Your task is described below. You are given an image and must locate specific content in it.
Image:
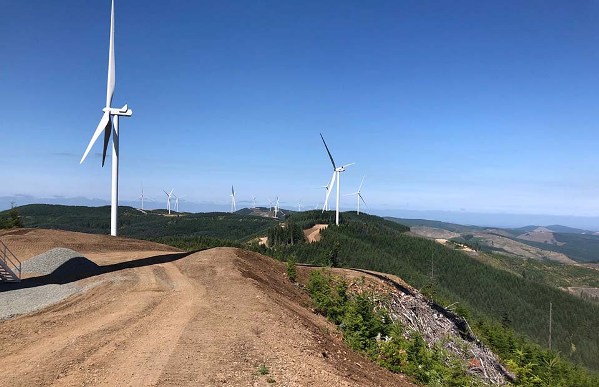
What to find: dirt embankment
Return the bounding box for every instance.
[304,223,328,242]
[0,230,413,386]
[0,228,180,262]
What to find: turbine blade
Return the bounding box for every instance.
[106,0,115,108]
[101,116,112,167]
[359,194,367,206]
[80,112,110,164]
[320,133,336,169]
[342,162,355,168]
[323,172,336,209]
[358,175,366,191]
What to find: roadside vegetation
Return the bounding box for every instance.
[253,211,599,380]
[307,269,598,386]
[307,270,479,386]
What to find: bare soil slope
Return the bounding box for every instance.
[303,223,328,243]
[0,228,179,262]
[0,231,412,386]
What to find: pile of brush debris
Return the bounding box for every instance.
[349,269,515,385]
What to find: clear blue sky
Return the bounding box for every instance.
[2,0,599,220]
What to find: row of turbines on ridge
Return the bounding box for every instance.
[80,0,366,236]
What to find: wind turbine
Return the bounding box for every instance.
[252,196,257,209]
[274,196,280,217]
[320,133,354,226]
[174,194,185,213]
[268,198,273,213]
[164,189,174,215]
[346,175,367,215]
[138,185,149,211]
[230,186,237,213]
[298,200,302,212]
[80,0,132,237]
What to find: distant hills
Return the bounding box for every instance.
[387,217,599,264]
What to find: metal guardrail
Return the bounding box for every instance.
[0,240,21,281]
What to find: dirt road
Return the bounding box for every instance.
[0,241,412,386]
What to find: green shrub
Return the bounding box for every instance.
[286,256,297,282]
[306,270,478,385]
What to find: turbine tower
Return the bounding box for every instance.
[164,189,174,215]
[274,196,280,217]
[80,0,133,236]
[139,185,147,210]
[230,186,237,213]
[252,196,257,209]
[346,175,367,215]
[320,133,353,226]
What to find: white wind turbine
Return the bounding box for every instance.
[320,133,354,226]
[80,0,132,237]
[174,194,185,213]
[252,196,257,209]
[138,185,150,211]
[164,189,174,215]
[346,175,367,215]
[230,186,237,213]
[274,196,280,217]
[298,200,302,212]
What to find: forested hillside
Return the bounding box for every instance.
[387,217,599,263]
[2,204,276,242]
[257,211,599,375]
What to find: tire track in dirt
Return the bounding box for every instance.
[0,246,413,386]
[0,253,196,386]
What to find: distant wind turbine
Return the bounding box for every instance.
[80,0,133,236]
[252,196,257,209]
[164,189,174,215]
[320,133,354,226]
[274,196,280,217]
[230,186,237,213]
[139,185,149,211]
[346,175,367,215]
[174,194,185,213]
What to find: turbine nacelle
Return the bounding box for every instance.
[335,163,354,173]
[320,133,355,225]
[102,104,132,116]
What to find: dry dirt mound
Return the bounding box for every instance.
[0,244,413,386]
[0,228,179,262]
[304,223,328,242]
